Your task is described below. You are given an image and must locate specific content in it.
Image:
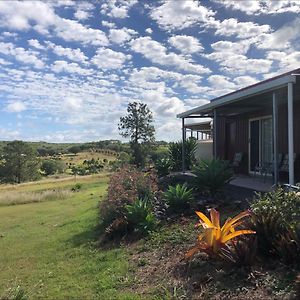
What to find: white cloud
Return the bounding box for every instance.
[0,42,44,69]
[169,35,203,54]
[266,51,300,72]
[51,60,93,75]
[74,10,90,20]
[109,27,137,44]
[0,2,108,46]
[130,36,210,74]
[101,20,116,28]
[92,48,131,70]
[145,28,153,34]
[256,17,300,50]
[211,40,250,55]
[46,41,88,63]
[6,101,27,113]
[215,18,271,39]
[150,0,215,31]
[214,0,300,15]
[63,98,82,111]
[28,39,45,50]
[100,0,137,18]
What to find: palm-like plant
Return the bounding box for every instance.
[193,159,233,196]
[163,184,194,212]
[168,139,197,171]
[186,209,255,258]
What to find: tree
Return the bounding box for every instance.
[0,140,40,183]
[41,160,66,176]
[118,102,155,167]
[68,145,81,155]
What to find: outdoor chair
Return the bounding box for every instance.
[254,153,283,182]
[279,153,297,182]
[229,152,243,173]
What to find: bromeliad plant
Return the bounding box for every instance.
[186,208,255,258]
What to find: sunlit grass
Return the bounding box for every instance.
[0,175,139,300]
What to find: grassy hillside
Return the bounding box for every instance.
[0,175,139,300]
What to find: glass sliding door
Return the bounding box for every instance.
[249,117,273,173]
[261,118,273,167]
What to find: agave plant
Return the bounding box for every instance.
[193,159,234,196]
[163,183,194,212]
[186,208,255,258]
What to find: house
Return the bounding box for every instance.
[177,68,300,186]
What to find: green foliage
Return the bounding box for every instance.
[273,225,300,265]
[251,188,300,263]
[163,184,194,212]
[41,159,66,175]
[168,139,197,171]
[82,158,103,174]
[220,236,257,267]
[0,140,40,183]
[155,158,171,177]
[68,145,81,155]
[193,159,233,196]
[126,198,156,234]
[118,102,155,167]
[251,188,300,228]
[99,166,158,237]
[71,183,82,192]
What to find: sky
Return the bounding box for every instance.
[0,0,300,143]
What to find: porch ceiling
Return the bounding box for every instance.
[177,71,299,119]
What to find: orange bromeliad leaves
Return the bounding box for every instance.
[186,208,255,258]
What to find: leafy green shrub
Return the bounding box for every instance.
[163,184,194,212]
[193,159,233,196]
[41,159,66,175]
[71,183,82,192]
[126,198,156,234]
[251,188,300,228]
[155,158,171,177]
[99,166,158,237]
[251,188,300,263]
[168,139,197,171]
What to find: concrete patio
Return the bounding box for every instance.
[230,175,273,192]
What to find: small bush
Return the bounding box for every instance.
[126,198,156,234]
[193,159,233,196]
[251,188,300,263]
[220,235,257,267]
[41,159,66,175]
[168,139,197,171]
[99,166,158,237]
[155,158,171,177]
[163,184,194,212]
[71,183,82,192]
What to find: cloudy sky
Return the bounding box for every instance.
[0,0,300,142]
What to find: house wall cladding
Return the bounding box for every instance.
[215,94,300,176]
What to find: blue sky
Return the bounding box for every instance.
[0,0,300,142]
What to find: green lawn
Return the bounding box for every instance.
[0,176,139,300]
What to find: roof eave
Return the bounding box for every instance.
[177,74,296,119]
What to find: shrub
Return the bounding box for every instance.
[155,158,171,177]
[126,198,156,234]
[220,235,257,267]
[168,139,197,171]
[193,159,233,196]
[163,184,194,212]
[99,166,158,237]
[251,188,300,263]
[41,159,66,175]
[71,183,82,192]
[251,188,300,228]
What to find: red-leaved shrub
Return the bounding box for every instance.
[100,166,158,237]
